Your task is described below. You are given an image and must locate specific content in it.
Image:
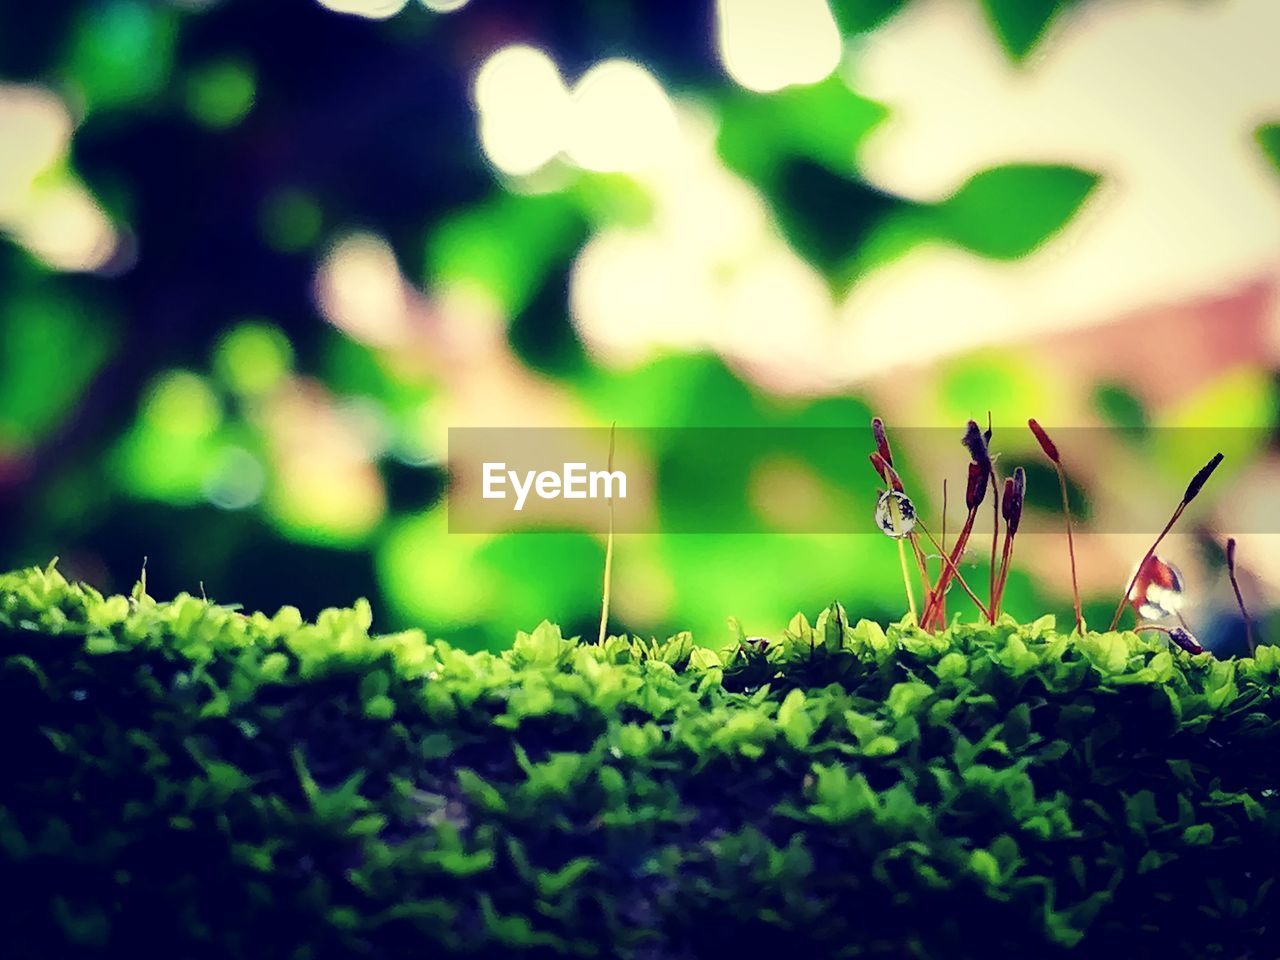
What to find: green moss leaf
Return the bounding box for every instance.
[4,565,1280,958]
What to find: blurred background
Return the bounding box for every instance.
[1,0,1278,649]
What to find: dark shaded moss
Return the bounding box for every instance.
[3,564,1280,959]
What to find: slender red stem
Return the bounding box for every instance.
[1109,505,1183,631]
[992,533,1015,618]
[916,518,989,622]
[1227,538,1256,655]
[1053,465,1084,634]
[1111,451,1224,632]
[921,509,977,629]
[989,468,1000,623]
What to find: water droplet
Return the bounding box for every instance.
[875,490,917,539]
[1127,554,1186,620]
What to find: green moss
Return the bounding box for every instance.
[3,562,1280,958]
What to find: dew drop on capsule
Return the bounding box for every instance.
[1127,554,1186,620]
[875,490,917,539]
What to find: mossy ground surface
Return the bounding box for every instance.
[3,563,1280,959]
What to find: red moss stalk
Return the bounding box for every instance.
[1109,452,1224,631]
[985,415,999,626]
[1226,537,1256,655]
[1029,419,1083,634]
[914,516,990,623]
[920,426,991,629]
[990,467,1025,620]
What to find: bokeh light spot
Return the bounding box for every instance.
[473,45,571,177]
[213,322,293,396]
[9,178,118,273]
[315,233,410,347]
[716,0,843,93]
[66,0,176,108]
[185,60,256,129]
[379,510,492,629]
[260,188,323,252]
[143,371,222,438]
[203,446,266,510]
[936,353,1049,424]
[315,0,408,20]
[566,60,679,173]
[0,86,72,214]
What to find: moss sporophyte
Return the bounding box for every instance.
[868,417,1239,653]
[5,563,1280,958]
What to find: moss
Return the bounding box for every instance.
[3,562,1280,958]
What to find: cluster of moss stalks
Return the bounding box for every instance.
[3,563,1280,959]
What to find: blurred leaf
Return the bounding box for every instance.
[379,510,494,636]
[113,429,221,505]
[569,174,655,229]
[993,567,1056,624]
[1160,369,1278,429]
[1150,369,1276,497]
[1092,383,1149,436]
[839,208,933,282]
[1008,459,1090,523]
[319,335,439,433]
[426,193,587,318]
[829,0,909,33]
[771,159,902,274]
[185,60,256,129]
[842,165,1098,279]
[661,533,900,646]
[64,0,176,110]
[935,164,1099,259]
[260,190,324,253]
[478,533,603,639]
[576,354,762,430]
[213,322,292,396]
[0,293,115,444]
[981,0,1076,62]
[658,430,760,533]
[718,76,889,186]
[1257,122,1280,173]
[379,511,601,648]
[936,353,1053,423]
[508,263,588,377]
